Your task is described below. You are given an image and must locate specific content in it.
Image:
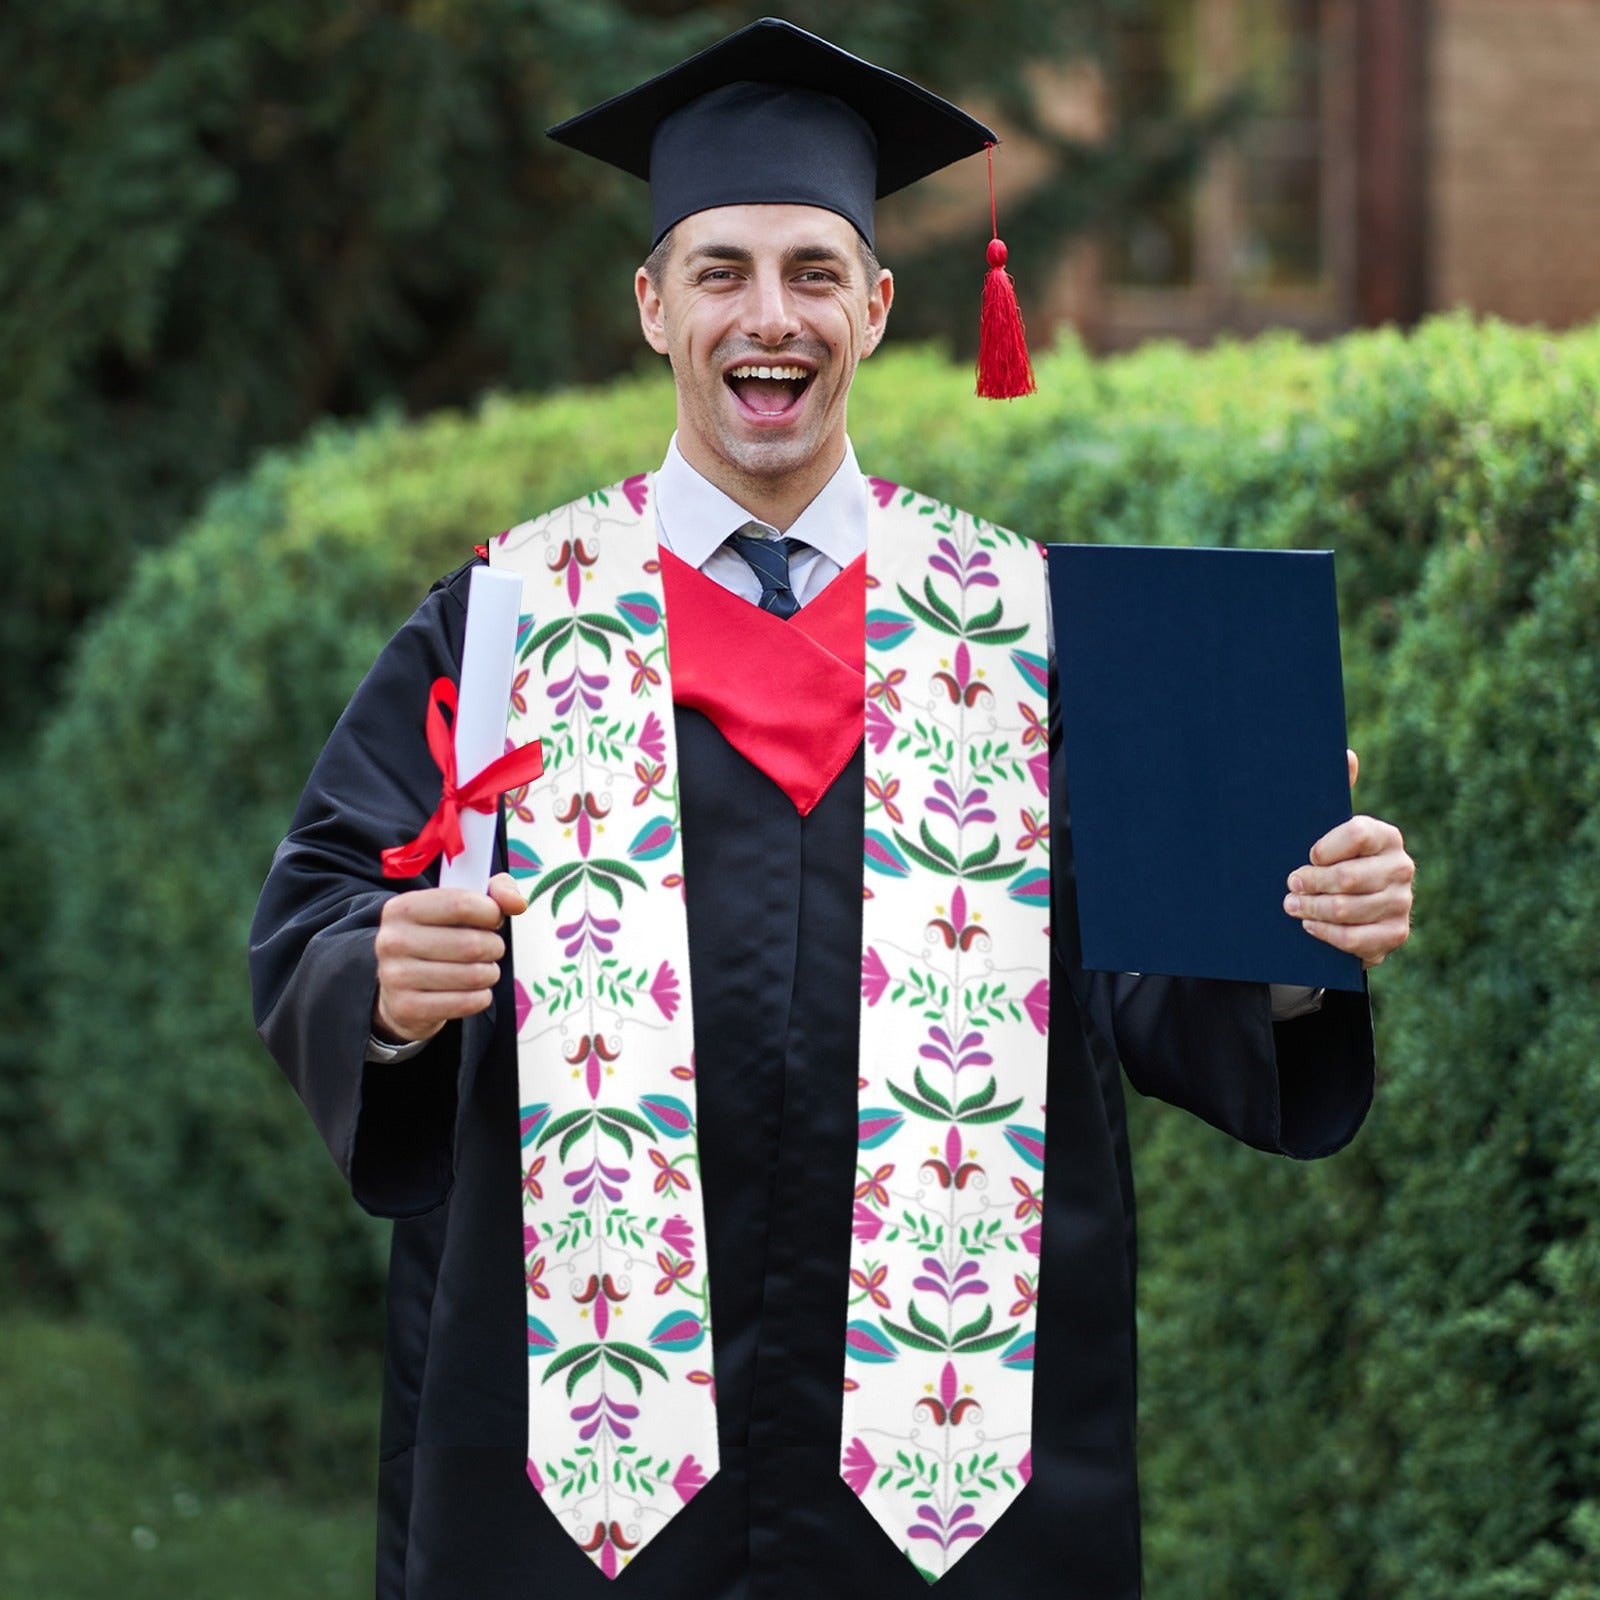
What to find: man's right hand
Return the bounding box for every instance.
[372,872,529,1045]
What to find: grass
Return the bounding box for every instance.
[0,1315,372,1598]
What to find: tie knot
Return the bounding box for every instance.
[726,525,808,619]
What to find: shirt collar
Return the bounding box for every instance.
[654,434,867,571]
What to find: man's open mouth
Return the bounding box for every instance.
[725,363,813,416]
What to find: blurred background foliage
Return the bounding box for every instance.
[5,1,1600,1594]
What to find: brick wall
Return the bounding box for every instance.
[1431,0,1600,327]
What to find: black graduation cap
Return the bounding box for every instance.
[546,16,999,249]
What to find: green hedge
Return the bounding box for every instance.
[35,317,1600,1599]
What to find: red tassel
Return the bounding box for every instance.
[976,145,1035,400]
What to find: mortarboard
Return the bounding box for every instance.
[546,16,999,250]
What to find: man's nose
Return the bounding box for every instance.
[745,271,801,346]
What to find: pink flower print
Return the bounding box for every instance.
[522,1222,540,1255]
[654,1250,692,1295]
[1011,1176,1043,1221]
[1017,807,1048,851]
[580,1521,637,1579]
[525,1254,549,1301]
[1024,979,1050,1036]
[861,946,891,1007]
[865,772,903,824]
[627,648,661,695]
[1019,1448,1033,1484]
[865,699,896,754]
[522,1156,545,1203]
[926,886,988,953]
[852,1201,884,1244]
[849,1262,891,1310]
[1009,1271,1038,1318]
[671,1454,709,1505]
[867,666,905,712]
[622,473,650,516]
[659,1215,696,1260]
[854,1163,894,1209]
[526,1457,545,1493]
[649,960,681,1020]
[650,1148,691,1196]
[1019,699,1047,748]
[1021,1222,1042,1256]
[841,1437,877,1496]
[868,476,899,507]
[1029,749,1050,796]
[509,667,530,717]
[514,979,533,1033]
[633,758,666,805]
[914,1359,981,1427]
[638,711,666,764]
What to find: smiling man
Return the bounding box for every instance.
[250,18,1414,1600]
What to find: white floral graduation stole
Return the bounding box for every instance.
[844,479,1049,1578]
[492,474,1049,1582]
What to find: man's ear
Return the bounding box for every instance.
[862,268,894,358]
[637,267,670,356]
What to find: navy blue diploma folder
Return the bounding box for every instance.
[1048,544,1364,993]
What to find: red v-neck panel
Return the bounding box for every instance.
[659,550,866,816]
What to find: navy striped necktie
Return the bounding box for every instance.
[726,525,808,619]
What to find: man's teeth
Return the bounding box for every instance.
[727,365,809,381]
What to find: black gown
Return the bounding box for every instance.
[250,557,1374,1600]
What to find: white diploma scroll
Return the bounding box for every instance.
[439,565,525,893]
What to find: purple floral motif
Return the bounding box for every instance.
[929,538,1000,591]
[842,1437,877,1495]
[550,664,608,716]
[912,1256,987,1304]
[571,1391,639,1442]
[907,1504,986,1549]
[922,1125,982,1190]
[580,1521,637,1580]
[868,476,900,507]
[914,1359,980,1426]
[865,699,896,753]
[556,909,620,958]
[672,1454,709,1505]
[1029,749,1050,796]
[925,775,996,829]
[918,1024,993,1076]
[547,536,598,608]
[1021,1222,1042,1256]
[565,1156,629,1206]
[621,473,650,516]
[862,946,890,1006]
[514,980,534,1033]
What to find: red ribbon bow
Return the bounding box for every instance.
[381,677,545,879]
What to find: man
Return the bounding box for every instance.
[250,20,1414,1599]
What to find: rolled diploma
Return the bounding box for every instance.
[439,565,525,892]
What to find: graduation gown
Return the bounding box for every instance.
[250,556,1374,1600]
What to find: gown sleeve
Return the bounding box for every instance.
[248,561,499,1216]
[1047,671,1375,1161]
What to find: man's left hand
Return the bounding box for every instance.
[1284,750,1415,969]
